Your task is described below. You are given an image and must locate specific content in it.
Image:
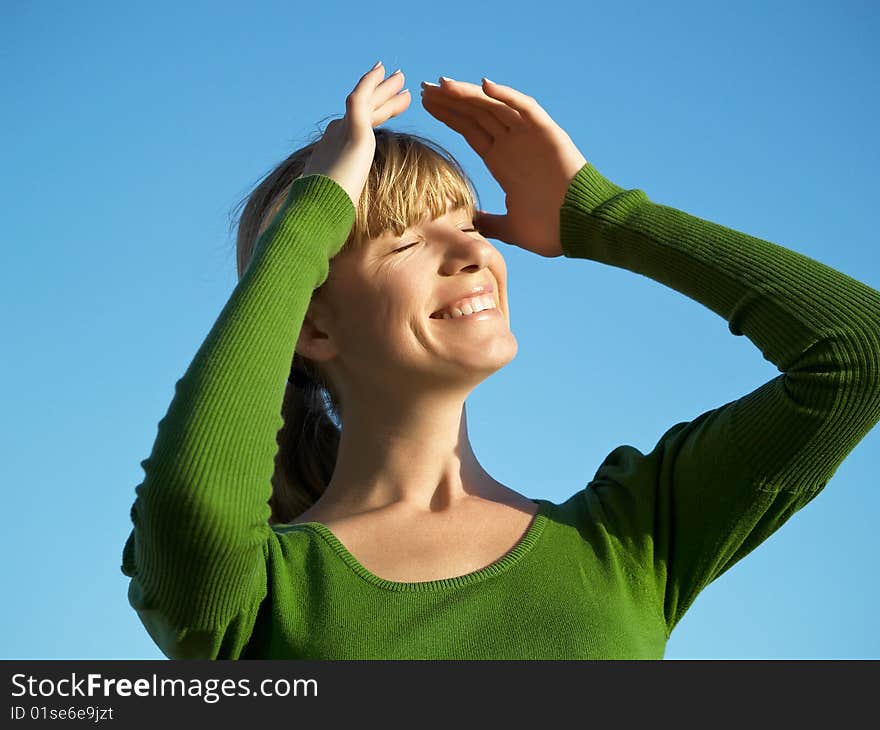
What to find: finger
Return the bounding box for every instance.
[353,61,386,92]
[473,209,512,243]
[421,105,493,159]
[374,69,406,106]
[346,62,388,126]
[479,78,550,127]
[372,88,411,126]
[420,92,493,156]
[421,89,507,140]
[421,84,510,139]
[428,78,523,131]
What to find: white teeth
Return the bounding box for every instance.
[437,295,497,319]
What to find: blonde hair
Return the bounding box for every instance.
[229,125,481,524]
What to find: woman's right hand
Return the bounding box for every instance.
[302,61,410,208]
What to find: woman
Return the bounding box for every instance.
[121,62,880,659]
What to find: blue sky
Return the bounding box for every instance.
[2,0,877,660]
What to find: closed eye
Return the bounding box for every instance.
[392,228,478,254]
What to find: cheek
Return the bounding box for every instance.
[490,258,508,301]
[364,291,427,350]
[336,290,403,346]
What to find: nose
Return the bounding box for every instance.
[440,231,494,275]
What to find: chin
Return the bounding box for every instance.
[468,333,519,375]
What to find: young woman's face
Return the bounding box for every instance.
[310,201,518,396]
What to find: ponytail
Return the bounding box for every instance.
[269,355,341,524]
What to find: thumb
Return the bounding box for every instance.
[473,210,511,244]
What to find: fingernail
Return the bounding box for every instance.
[390,68,402,76]
[439,75,454,84]
[372,60,382,69]
[482,77,494,84]
[421,81,440,88]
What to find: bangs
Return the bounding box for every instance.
[345,130,480,252]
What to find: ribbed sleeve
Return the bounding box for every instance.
[120,174,355,658]
[119,160,879,659]
[560,161,880,636]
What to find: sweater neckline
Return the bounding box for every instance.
[292,498,551,592]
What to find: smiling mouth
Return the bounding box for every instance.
[431,307,502,321]
[430,292,499,319]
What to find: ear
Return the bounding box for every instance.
[294,301,338,364]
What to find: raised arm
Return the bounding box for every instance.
[121,61,409,659]
[120,174,355,658]
[420,77,880,637]
[561,160,880,494]
[559,160,880,635]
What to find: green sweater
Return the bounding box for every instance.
[121,163,880,659]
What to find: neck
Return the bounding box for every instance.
[319,391,505,516]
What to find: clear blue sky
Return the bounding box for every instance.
[2,0,877,660]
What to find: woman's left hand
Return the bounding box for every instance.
[420,76,587,258]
